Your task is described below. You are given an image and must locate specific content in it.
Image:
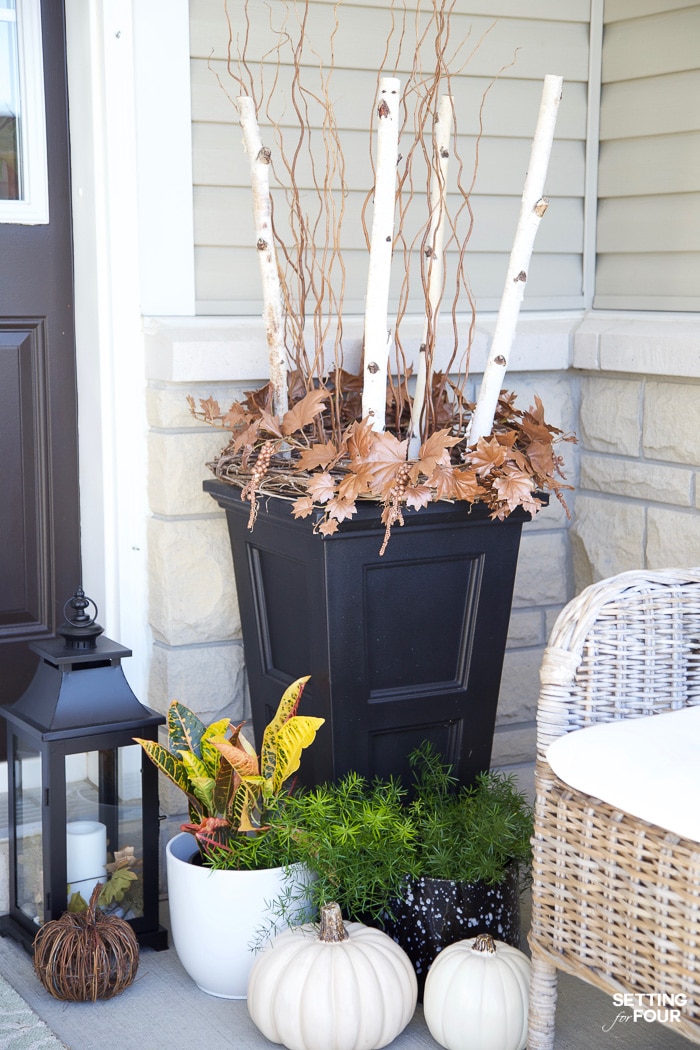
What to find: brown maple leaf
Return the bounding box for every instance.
[258,409,284,438]
[232,420,262,454]
[427,461,456,499]
[297,440,339,471]
[333,368,364,392]
[493,469,536,511]
[244,382,274,415]
[326,497,357,523]
[105,846,140,874]
[317,518,340,537]
[418,429,461,475]
[195,396,222,424]
[346,418,376,463]
[470,436,507,475]
[365,431,409,489]
[282,389,329,436]
[338,466,373,501]
[306,472,337,503]
[405,485,433,511]
[494,429,519,449]
[292,496,315,519]
[450,468,486,503]
[524,439,554,477]
[221,401,249,430]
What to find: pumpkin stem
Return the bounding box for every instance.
[472,933,497,954]
[87,883,103,923]
[318,902,349,942]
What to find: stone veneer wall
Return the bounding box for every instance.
[145,316,578,818]
[571,316,700,588]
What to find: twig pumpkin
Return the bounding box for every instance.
[33,885,139,1001]
[247,901,417,1050]
[423,933,531,1050]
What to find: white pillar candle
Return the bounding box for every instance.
[66,820,107,901]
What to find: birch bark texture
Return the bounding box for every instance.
[468,74,563,444]
[407,93,454,458]
[361,77,401,430]
[237,95,289,419]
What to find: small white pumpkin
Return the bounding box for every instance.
[247,901,418,1050]
[423,933,531,1050]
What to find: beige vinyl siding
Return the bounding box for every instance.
[190,1,590,316]
[595,2,700,310]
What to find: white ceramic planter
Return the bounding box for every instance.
[166,832,311,998]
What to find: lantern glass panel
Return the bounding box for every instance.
[65,744,144,920]
[14,740,44,926]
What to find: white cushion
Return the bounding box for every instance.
[546,705,700,842]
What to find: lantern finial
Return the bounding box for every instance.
[58,588,103,650]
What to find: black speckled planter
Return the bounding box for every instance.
[382,864,521,999]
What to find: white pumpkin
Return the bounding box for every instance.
[247,901,418,1050]
[423,933,531,1050]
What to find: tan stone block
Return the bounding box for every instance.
[579,377,642,456]
[507,609,545,648]
[490,723,536,769]
[497,647,544,724]
[149,641,249,725]
[644,380,700,465]
[157,774,190,819]
[545,606,567,642]
[148,517,240,645]
[513,531,568,608]
[647,508,700,569]
[508,373,577,434]
[570,495,645,590]
[149,431,228,516]
[147,382,247,429]
[580,454,692,505]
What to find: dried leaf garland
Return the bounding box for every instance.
[192,382,575,550]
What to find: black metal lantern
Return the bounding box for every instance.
[0,589,168,951]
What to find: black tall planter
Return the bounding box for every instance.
[205,479,531,787]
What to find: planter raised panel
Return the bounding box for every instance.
[206,480,531,787]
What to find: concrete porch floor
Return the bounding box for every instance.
[0,892,693,1050]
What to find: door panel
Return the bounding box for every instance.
[0,0,81,740]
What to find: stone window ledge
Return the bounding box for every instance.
[143,313,578,384]
[573,312,700,379]
[145,310,700,386]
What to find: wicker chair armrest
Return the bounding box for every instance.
[535,566,700,757]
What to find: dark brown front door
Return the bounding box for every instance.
[0,0,81,744]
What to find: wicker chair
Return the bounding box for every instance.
[527,567,700,1049]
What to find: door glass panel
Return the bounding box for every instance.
[0,0,48,223]
[0,1,20,200]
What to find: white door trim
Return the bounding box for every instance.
[64,0,194,699]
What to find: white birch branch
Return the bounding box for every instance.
[237,94,288,420]
[407,94,453,459]
[361,77,401,431]
[468,74,563,443]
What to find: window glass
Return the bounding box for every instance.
[0,0,48,222]
[0,2,20,200]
